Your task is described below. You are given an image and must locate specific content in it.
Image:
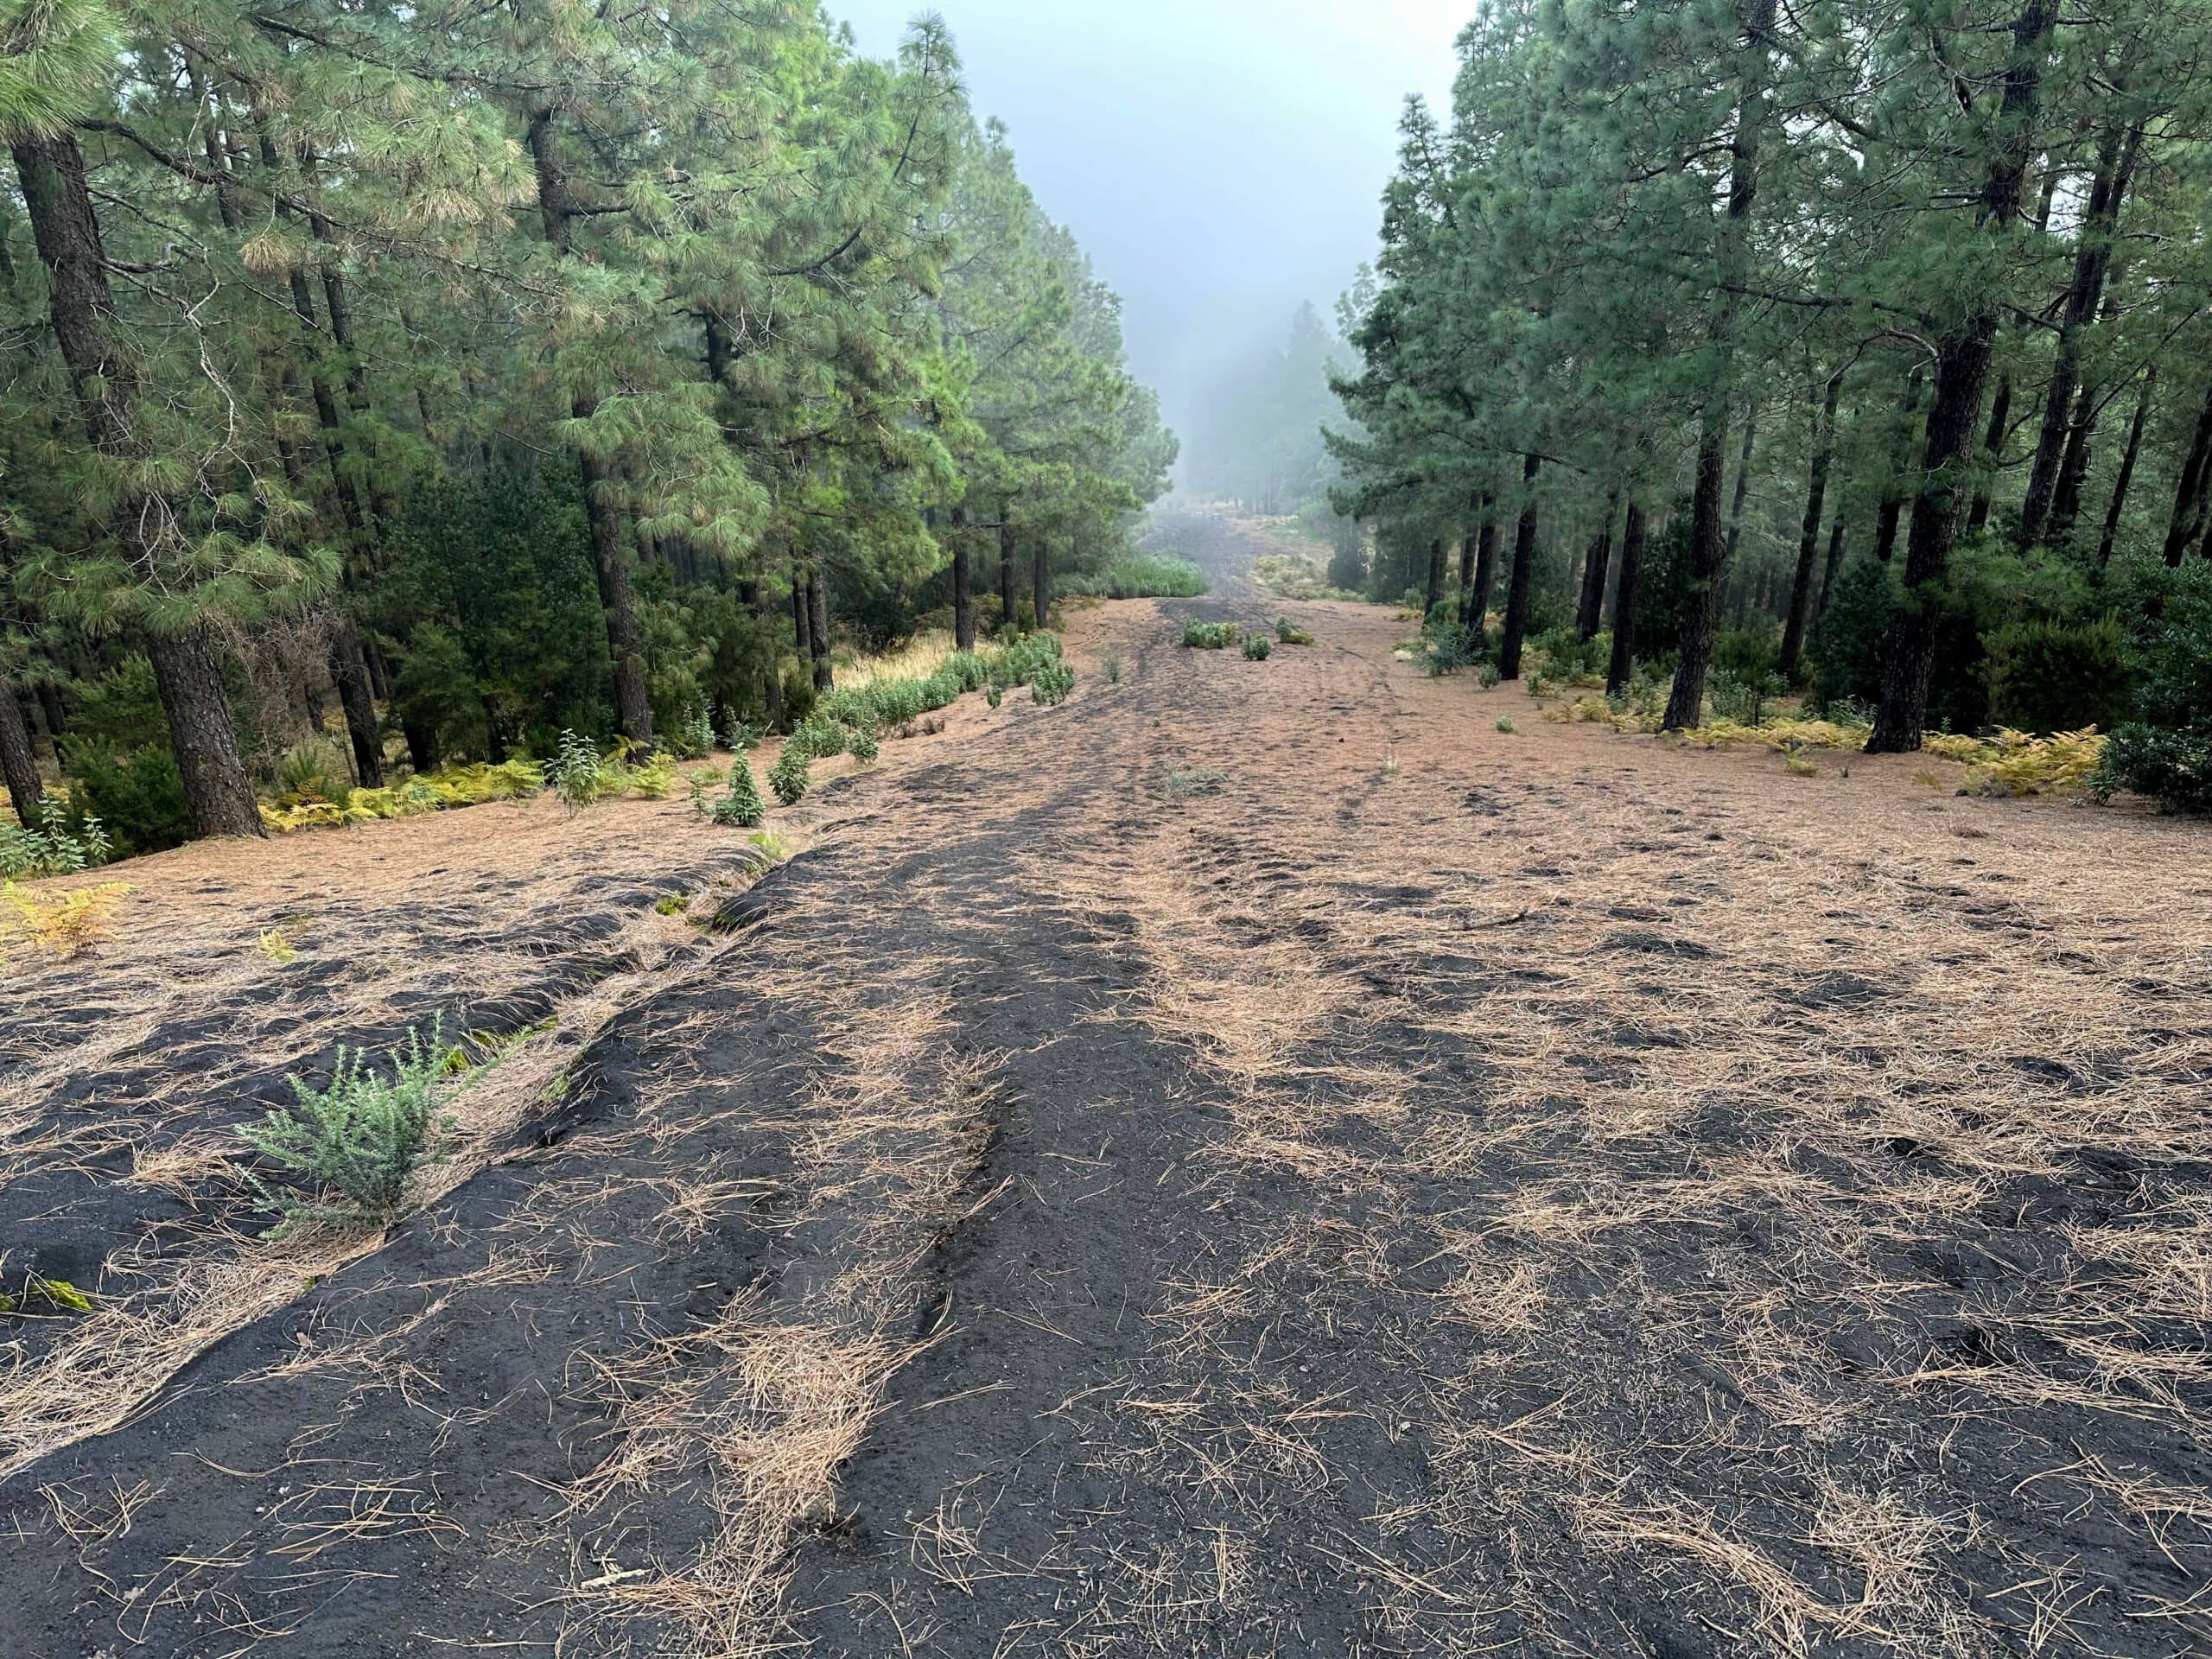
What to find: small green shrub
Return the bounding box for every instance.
[769,743,810,806]
[1242,636,1272,661]
[1478,662,1503,689]
[848,720,881,763]
[1180,619,1237,650]
[239,1020,456,1230]
[547,730,605,809]
[1102,648,1125,683]
[0,804,110,880]
[1031,661,1076,704]
[1274,619,1315,646]
[1497,716,1518,734]
[669,708,716,761]
[1418,620,1481,677]
[1709,671,1787,727]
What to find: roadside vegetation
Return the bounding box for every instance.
[0,6,1172,868]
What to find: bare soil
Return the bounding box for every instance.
[4,507,2210,1658]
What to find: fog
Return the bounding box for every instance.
[828,2,1465,454]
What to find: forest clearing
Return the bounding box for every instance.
[8,0,2212,1654]
[4,510,2209,1658]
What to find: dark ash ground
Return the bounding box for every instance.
[5,510,2210,1658]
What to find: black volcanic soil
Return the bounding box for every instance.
[5,509,2211,1659]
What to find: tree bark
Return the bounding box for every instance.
[1455,533,1475,621]
[1033,538,1050,632]
[327,615,385,786]
[11,130,262,838]
[1874,367,1927,563]
[2096,366,2154,567]
[1815,518,1848,627]
[1423,538,1446,618]
[2161,383,2212,565]
[1966,377,2012,534]
[1723,412,1758,567]
[1605,499,1647,697]
[1576,493,1617,641]
[1781,367,1844,680]
[1662,0,1776,731]
[791,570,813,670]
[2018,120,2139,550]
[1463,499,1498,632]
[1869,0,2059,754]
[809,565,833,690]
[35,682,66,747]
[1498,454,1542,681]
[999,521,1019,628]
[951,507,976,652]
[0,672,42,824]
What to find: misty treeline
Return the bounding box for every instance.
[0,1,1173,853]
[1329,0,2212,796]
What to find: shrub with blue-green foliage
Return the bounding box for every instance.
[239,1020,457,1230]
[769,742,811,806]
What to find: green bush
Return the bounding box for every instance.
[793,714,847,760]
[1180,619,1237,649]
[715,758,767,826]
[1987,613,2133,734]
[1030,661,1076,704]
[1058,556,1208,599]
[769,742,810,806]
[1274,619,1315,646]
[58,658,192,857]
[1419,620,1482,677]
[239,1020,455,1230]
[1532,625,1606,683]
[1242,636,1272,662]
[2094,563,2212,812]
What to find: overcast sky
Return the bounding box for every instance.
[827,1,1468,440]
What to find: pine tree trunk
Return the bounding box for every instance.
[1455,534,1475,619]
[1000,523,1019,628]
[403,717,440,773]
[1498,454,1542,681]
[1781,369,1844,680]
[1662,0,1775,731]
[1869,0,2058,755]
[2096,366,2154,567]
[1873,368,1927,563]
[328,614,385,787]
[1576,493,1617,641]
[149,627,264,839]
[1423,539,1446,618]
[1723,413,1758,566]
[35,683,66,747]
[1967,377,2012,534]
[0,673,43,824]
[1605,499,1647,697]
[1464,504,1498,632]
[809,567,833,690]
[579,446,656,742]
[1033,540,1050,632]
[12,130,264,838]
[1815,518,1848,627]
[2018,121,2138,550]
[1663,411,1732,730]
[2161,384,2212,565]
[791,570,813,670]
[951,507,976,652]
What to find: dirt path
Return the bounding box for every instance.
[6,508,2212,1658]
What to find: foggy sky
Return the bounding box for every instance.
[828,1,1467,445]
